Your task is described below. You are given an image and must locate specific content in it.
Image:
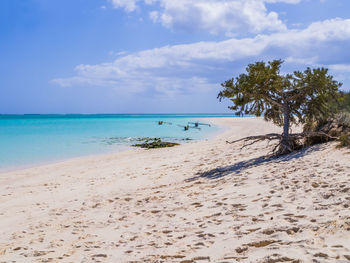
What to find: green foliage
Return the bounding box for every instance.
[336,112,350,148]
[338,134,350,148]
[132,138,179,149]
[303,112,350,147]
[218,60,342,128]
[336,92,350,113]
[316,91,350,118]
[337,111,350,126]
[303,91,350,132]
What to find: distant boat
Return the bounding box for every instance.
[188,121,211,127]
[177,124,200,131]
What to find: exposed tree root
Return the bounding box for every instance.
[226,132,338,156]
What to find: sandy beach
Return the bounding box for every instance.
[0,117,349,263]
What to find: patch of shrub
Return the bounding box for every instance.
[338,134,350,148]
[303,112,350,147]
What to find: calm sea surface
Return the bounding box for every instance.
[0,114,236,171]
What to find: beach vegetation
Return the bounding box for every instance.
[335,91,350,113]
[303,112,350,147]
[218,60,343,155]
[338,133,350,148]
[303,96,350,148]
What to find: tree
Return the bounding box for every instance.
[218,60,342,155]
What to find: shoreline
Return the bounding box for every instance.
[0,144,134,174]
[0,117,230,175]
[1,117,349,262]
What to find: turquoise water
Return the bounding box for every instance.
[0,114,234,170]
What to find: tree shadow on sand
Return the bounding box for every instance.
[188,144,324,181]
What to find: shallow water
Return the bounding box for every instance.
[0,114,236,170]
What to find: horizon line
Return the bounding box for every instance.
[0,113,238,116]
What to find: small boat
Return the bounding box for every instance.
[188,122,211,127]
[177,124,200,131]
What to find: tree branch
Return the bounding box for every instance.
[243,92,283,108]
[262,95,283,108]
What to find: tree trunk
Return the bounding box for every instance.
[282,102,290,140]
[276,100,296,156]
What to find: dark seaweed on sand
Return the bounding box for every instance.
[132,138,179,149]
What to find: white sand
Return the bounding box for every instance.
[0,117,349,263]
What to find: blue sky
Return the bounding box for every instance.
[1,0,350,114]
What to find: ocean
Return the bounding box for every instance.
[0,114,235,171]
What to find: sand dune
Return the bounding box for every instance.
[0,118,349,262]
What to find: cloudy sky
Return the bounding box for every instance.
[1,0,350,113]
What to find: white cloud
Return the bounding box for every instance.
[110,0,303,35]
[265,0,301,3]
[327,64,350,91]
[285,56,319,65]
[109,0,139,12]
[53,19,350,95]
[328,64,350,72]
[150,0,286,36]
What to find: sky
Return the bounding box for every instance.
[1,0,350,114]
